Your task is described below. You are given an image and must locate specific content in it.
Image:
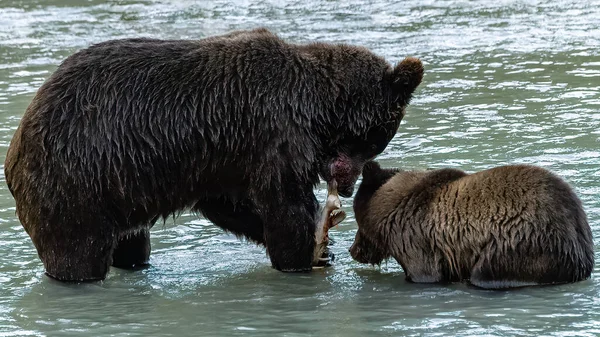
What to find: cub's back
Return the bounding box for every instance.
[451,165,575,217]
[442,165,588,239]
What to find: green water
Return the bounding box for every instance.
[1,1,599,336]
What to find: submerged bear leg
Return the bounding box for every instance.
[195,198,265,245]
[32,213,118,282]
[112,228,151,269]
[469,257,539,290]
[468,240,556,289]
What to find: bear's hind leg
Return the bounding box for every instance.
[34,213,118,282]
[112,228,151,269]
[469,241,546,289]
[469,257,539,290]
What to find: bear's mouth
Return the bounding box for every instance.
[313,180,346,268]
[349,234,385,266]
[337,184,355,198]
[349,240,371,264]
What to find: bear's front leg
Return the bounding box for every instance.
[260,187,323,272]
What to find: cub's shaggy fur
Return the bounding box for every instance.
[5,28,423,281]
[350,162,594,289]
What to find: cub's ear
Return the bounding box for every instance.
[362,161,401,186]
[362,161,383,182]
[386,57,424,104]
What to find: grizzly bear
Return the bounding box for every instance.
[4,28,424,281]
[350,161,594,289]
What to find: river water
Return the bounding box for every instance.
[0,0,599,336]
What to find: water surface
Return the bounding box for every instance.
[1,1,599,336]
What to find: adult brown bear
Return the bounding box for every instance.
[350,162,594,289]
[4,28,424,281]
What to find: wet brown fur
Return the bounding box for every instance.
[351,162,594,289]
[4,29,423,281]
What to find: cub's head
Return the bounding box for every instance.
[350,161,400,265]
[319,55,423,197]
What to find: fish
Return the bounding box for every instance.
[313,180,346,268]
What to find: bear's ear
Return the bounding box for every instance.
[362,161,383,183]
[386,57,424,104]
[362,161,401,186]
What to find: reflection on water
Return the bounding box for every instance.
[1,0,600,336]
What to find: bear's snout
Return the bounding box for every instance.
[349,239,367,264]
[330,156,361,197]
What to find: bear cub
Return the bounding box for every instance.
[350,161,594,289]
